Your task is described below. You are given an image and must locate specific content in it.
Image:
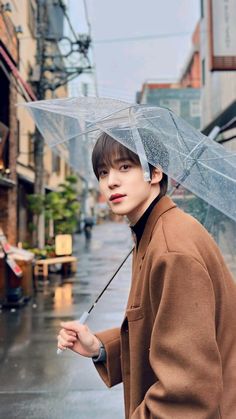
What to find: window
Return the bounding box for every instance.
[200,0,204,18]
[28,132,34,167]
[17,120,20,157]
[190,100,201,117]
[159,99,181,116]
[28,0,36,37]
[201,58,205,86]
[52,153,61,175]
[65,163,71,177]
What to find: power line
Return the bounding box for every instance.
[83,0,91,37]
[58,0,78,42]
[94,30,193,44]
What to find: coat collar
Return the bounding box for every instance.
[130,194,162,249]
[133,195,176,261]
[128,195,177,308]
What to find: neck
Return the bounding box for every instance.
[128,190,160,225]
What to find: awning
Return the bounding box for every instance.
[0,46,37,101]
[202,100,236,136]
[0,177,16,188]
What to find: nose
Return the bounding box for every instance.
[107,168,120,189]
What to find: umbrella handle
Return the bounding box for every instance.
[57,311,90,355]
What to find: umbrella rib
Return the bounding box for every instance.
[129,107,151,181]
[137,111,208,186]
[199,152,236,162]
[198,161,236,183]
[85,105,132,128]
[169,113,210,188]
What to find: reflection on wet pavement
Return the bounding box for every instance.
[0,221,132,419]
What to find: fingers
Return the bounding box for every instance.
[60,322,91,340]
[60,320,82,333]
[60,329,77,341]
[58,322,98,356]
[57,334,73,350]
[57,328,78,350]
[57,337,69,351]
[64,330,77,338]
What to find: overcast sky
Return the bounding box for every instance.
[68,0,200,102]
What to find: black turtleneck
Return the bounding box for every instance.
[130,194,162,249]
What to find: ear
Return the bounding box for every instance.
[150,168,163,185]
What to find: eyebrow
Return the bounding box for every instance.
[113,157,132,164]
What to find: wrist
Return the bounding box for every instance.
[92,341,106,363]
[91,338,102,357]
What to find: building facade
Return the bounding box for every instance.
[179,23,201,89]
[200,0,236,141]
[0,1,79,246]
[139,83,201,129]
[0,1,19,244]
[138,22,201,129]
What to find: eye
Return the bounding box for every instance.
[99,168,108,178]
[120,164,131,171]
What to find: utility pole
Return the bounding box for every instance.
[32,0,92,248]
[34,0,47,248]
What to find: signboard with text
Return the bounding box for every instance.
[209,0,236,70]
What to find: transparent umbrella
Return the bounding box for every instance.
[20,96,236,223]
[20,96,236,353]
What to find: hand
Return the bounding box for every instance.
[57,320,101,358]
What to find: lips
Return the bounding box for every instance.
[109,194,126,201]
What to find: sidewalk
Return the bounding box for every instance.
[0,221,133,419]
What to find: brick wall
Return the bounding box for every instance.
[8,74,18,244]
[0,14,18,245]
[0,77,18,245]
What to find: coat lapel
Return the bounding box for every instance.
[127,196,176,308]
[133,196,176,275]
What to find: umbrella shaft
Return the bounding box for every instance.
[88,247,134,314]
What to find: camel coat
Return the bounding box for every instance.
[95,196,236,418]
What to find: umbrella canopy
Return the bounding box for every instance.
[20,97,236,223]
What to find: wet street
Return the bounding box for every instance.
[0,222,133,419]
[1,220,236,419]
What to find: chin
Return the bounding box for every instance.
[112,209,128,216]
[109,201,137,218]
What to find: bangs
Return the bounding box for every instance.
[92,132,140,179]
[92,129,168,196]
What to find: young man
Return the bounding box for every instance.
[58,132,236,418]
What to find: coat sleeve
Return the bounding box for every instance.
[132,253,223,419]
[93,327,122,387]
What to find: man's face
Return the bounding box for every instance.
[98,156,161,224]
